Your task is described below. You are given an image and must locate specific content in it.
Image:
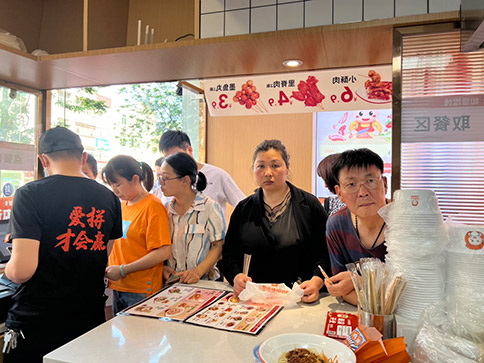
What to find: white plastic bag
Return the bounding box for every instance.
[238,282,304,308]
[412,299,484,363]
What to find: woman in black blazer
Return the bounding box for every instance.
[221,139,331,303]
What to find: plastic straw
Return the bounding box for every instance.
[145,25,149,45]
[137,20,141,46]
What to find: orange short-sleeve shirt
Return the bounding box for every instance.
[109,194,171,295]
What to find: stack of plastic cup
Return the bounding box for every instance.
[379,189,448,346]
[446,222,484,303]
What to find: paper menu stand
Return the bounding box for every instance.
[323,311,359,340]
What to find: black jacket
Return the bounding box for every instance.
[221,182,331,287]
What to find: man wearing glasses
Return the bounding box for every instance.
[324,148,388,305]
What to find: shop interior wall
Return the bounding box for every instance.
[207,113,313,215]
[0,0,43,52]
[39,0,130,53]
[1,0,192,54]
[39,0,84,54]
[126,0,196,45]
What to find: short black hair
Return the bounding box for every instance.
[159,130,191,153]
[155,157,165,167]
[45,149,83,162]
[86,153,98,178]
[332,148,384,185]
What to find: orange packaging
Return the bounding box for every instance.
[323,312,359,340]
[374,337,411,363]
[344,325,387,362]
[344,325,411,363]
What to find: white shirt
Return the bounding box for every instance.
[200,163,245,214]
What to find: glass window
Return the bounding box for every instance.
[0,85,38,226]
[50,81,202,177]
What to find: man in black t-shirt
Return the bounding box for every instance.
[4,127,123,362]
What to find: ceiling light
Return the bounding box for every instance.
[282,59,303,67]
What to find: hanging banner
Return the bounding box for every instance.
[402,95,484,143]
[204,65,392,116]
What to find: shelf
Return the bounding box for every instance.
[0,11,459,91]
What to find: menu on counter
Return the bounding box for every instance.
[186,292,283,335]
[124,284,225,321]
[123,283,283,335]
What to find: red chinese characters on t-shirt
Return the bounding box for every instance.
[55,206,106,252]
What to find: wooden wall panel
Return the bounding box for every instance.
[88,0,130,50]
[0,0,44,53]
[126,0,195,46]
[206,113,314,203]
[39,0,83,54]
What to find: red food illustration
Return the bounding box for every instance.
[364,70,392,101]
[328,135,345,141]
[233,80,267,112]
[291,76,325,108]
[338,125,346,136]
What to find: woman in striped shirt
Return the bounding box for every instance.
[160,152,226,284]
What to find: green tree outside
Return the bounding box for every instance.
[117,82,182,154]
[0,87,35,144]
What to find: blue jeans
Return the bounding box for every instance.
[112,290,147,315]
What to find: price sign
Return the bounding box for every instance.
[211,94,231,110]
[204,65,392,116]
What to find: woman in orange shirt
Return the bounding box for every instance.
[103,155,172,314]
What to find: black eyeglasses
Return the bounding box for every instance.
[340,176,383,193]
[158,175,181,184]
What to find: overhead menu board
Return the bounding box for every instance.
[204,65,392,116]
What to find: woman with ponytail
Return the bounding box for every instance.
[160,152,226,284]
[102,155,172,314]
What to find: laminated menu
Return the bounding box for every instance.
[186,292,283,335]
[123,283,282,335]
[124,284,226,321]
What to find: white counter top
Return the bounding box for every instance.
[44,281,356,363]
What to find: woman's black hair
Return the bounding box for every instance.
[102,155,154,192]
[252,139,290,167]
[164,152,207,192]
[317,153,341,194]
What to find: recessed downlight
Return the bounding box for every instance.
[282,59,304,67]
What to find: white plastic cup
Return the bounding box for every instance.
[391,189,441,215]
